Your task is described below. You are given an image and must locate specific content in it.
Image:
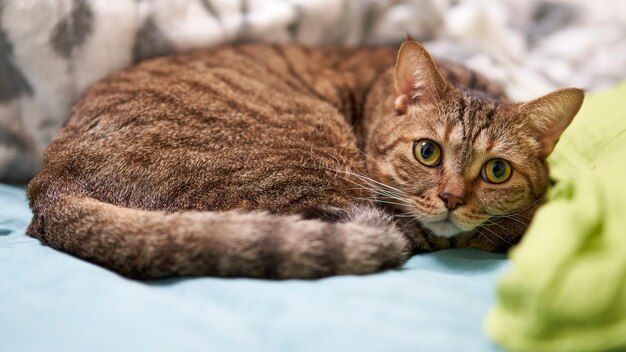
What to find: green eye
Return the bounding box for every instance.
[482,159,512,184]
[414,139,442,167]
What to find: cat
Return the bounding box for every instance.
[26,40,583,279]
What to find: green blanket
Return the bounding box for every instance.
[486,82,626,351]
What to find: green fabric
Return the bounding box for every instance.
[485,82,626,352]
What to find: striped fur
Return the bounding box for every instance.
[27,41,582,278]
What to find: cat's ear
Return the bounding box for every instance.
[394,40,450,114]
[520,88,584,157]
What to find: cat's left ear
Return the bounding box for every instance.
[520,88,584,157]
[394,40,450,114]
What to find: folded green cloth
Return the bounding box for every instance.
[485,82,626,352]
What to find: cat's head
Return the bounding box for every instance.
[366,40,583,246]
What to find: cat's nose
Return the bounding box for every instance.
[439,193,465,211]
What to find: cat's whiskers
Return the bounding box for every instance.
[495,196,544,217]
[343,169,407,197]
[492,215,530,229]
[475,228,499,247]
[355,197,409,208]
[353,151,433,210]
[392,213,419,219]
[481,218,519,234]
[485,196,544,230]
[322,164,410,203]
[406,218,422,228]
[396,213,422,228]
[475,224,513,246]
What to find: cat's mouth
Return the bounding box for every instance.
[422,219,463,238]
[399,199,486,238]
[421,212,481,238]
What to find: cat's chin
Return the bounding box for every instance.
[422,220,464,238]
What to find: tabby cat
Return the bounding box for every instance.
[26,40,583,279]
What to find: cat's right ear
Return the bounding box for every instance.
[394,40,450,114]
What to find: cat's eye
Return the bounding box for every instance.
[414,139,442,167]
[481,159,512,184]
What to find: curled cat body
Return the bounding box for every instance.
[27,41,583,279]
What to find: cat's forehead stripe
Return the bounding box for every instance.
[447,123,464,144]
[456,95,468,142]
[458,95,475,166]
[473,132,491,153]
[438,95,519,170]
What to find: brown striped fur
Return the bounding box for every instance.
[26,41,583,279]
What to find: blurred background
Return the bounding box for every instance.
[1,0,625,182]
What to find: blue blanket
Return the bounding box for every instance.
[0,183,505,352]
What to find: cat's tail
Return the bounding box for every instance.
[28,195,412,279]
